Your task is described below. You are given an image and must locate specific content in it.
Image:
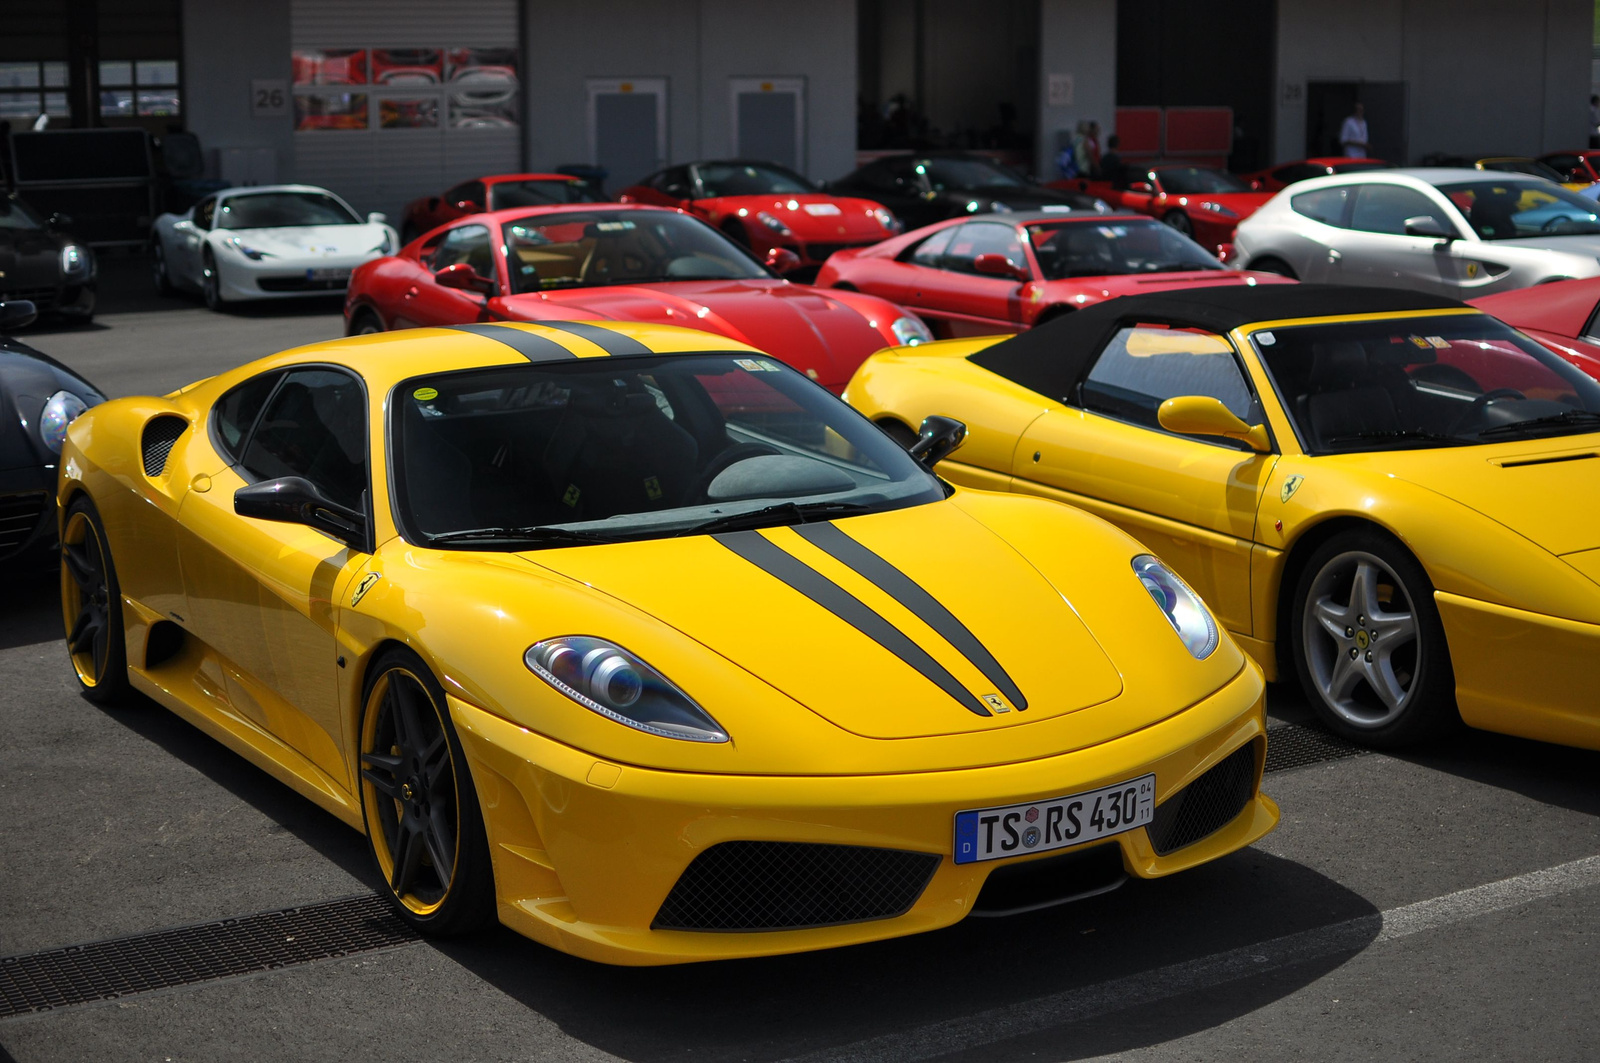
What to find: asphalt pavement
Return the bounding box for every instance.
[3,257,1598,1062]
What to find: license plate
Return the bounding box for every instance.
[306,267,350,281]
[953,774,1155,864]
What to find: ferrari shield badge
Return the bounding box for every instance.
[982,693,1013,714]
[1280,474,1305,503]
[351,572,380,606]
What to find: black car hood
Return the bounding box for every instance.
[0,337,105,473]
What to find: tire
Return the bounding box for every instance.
[60,496,130,705]
[348,308,384,336]
[1246,256,1298,279]
[358,646,496,937]
[202,250,226,311]
[151,238,175,295]
[1163,211,1194,237]
[876,418,918,450]
[1289,528,1457,748]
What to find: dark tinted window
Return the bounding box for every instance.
[1154,167,1250,194]
[695,163,813,197]
[1349,184,1452,235]
[212,371,282,463]
[850,160,909,195]
[1542,154,1583,182]
[430,223,495,278]
[1080,325,1255,442]
[651,167,694,199]
[194,196,216,230]
[941,221,1025,274]
[444,180,486,209]
[1028,218,1222,278]
[1290,186,1352,226]
[241,368,368,510]
[489,179,603,208]
[217,192,360,229]
[1272,163,1323,185]
[908,226,955,267]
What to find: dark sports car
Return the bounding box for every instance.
[0,192,96,322]
[0,301,104,564]
[830,152,1109,231]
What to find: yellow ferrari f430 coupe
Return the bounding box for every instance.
[848,285,1600,751]
[57,320,1276,964]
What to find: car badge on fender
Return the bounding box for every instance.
[1280,474,1304,503]
[351,572,380,606]
[982,693,1012,713]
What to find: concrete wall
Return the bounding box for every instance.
[1036,0,1117,178]
[523,0,857,185]
[1275,0,1593,163]
[181,0,293,181]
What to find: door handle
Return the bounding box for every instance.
[1327,249,1342,263]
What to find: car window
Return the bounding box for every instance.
[240,368,368,512]
[430,223,496,280]
[653,167,694,199]
[445,181,485,209]
[942,221,1024,275]
[194,197,216,230]
[853,160,912,195]
[212,371,283,464]
[217,192,360,229]
[1028,219,1222,278]
[1273,164,1321,185]
[1348,184,1452,236]
[1289,186,1352,227]
[908,226,956,267]
[1437,180,1600,240]
[1542,155,1581,182]
[695,162,814,197]
[1079,325,1256,443]
[501,210,766,294]
[489,179,603,209]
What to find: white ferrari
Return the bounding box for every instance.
[150,184,397,310]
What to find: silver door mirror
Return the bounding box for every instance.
[1404,216,1455,241]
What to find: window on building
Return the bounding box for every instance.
[98,59,181,118]
[0,61,70,123]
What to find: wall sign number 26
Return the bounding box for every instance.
[251,79,289,116]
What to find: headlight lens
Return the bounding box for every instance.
[60,244,88,274]
[890,315,932,346]
[226,236,273,260]
[525,636,729,742]
[756,211,792,235]
[1132,555,1218,659]
[39,390,88,455]
[870,207,901,232]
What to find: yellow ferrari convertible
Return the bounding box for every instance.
[848,285,1600,751]
[57,320,1276,964]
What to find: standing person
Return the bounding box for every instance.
[1099,134,1122,183]
[1590,94,1600,149]
[1340,102,1370,158]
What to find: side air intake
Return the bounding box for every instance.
[140,416,189,477]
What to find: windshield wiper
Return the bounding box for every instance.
[1476,409,1600,440]
[1323,429,1461,448]
[423,525,618,548]
[681,500,875,536]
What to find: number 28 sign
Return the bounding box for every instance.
[252,79,289,117]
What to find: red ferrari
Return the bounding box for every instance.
[400,174,606,242]
[1056,166,1272,253]
[1241,156,1387,192]
[816,212,1291,338]
[619,160,899,278]
[1470,277,1600,380]
[345,204,933,392]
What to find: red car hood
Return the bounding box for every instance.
[499,279,890,389]
[1036,270,1294,305]
[710,193,889,240]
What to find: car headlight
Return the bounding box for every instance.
[60,244,89,274]
[370,231,393,254]
[1132,555,1218,659]
[990,201,1013,213]
[756,211,792,236]
[890,315,932,346]
[226,237,273,260]
[871,207,901,232]
[38,390,88,455]
[965,200,982,213]
[1093,199,1113,213]
[1200,202,1238,218]
[525,636,729,742]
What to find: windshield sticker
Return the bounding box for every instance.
[756,359,783,372]
[595,221,635,232]
[1426,335,1451,348]
[562,484,581,507]
[735,358,779,372]
[643,476,663,501]
[1097,226,1126,238]
[413,386,439,401]
[1256,331,1276,345]
[803,203,841,216]
[1408,335,1433,349]
[1039,204,1074,213]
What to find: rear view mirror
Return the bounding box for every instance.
[234,476,368,550]
[908,415,968,466]
[454,200,484,213]
[434,262,496,294]
[367,211,388,225]
[764,247,803,273]
[0,300,38,332]
[1157,396,1271,452]
[1129,181,1154,193]
[1404,215,1455,240]
[973,253,1027,280]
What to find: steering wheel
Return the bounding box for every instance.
[690,441,781,500]
[1542,216,1580,234]
[1450,387,1525,433]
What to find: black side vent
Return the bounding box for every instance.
[140,415,188,477]
[1146,740,1258,856]
[1496,452,1596,469]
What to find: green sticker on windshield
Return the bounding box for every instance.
[413,386,438,401]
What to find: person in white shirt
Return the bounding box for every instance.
[1340,103,1369,158]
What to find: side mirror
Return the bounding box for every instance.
[47,212,74,229]
[454,200,483,213]
[764,246,803,273]
[908,415,968,466]
[973,252,1027,280]
[0,299,39,332]
[1129,181,1154,193]
[234,476,367,549]
[1404,215,1455,240]
[434,262,496,294]
[1157,396,1271,452]
[367,211,388,225]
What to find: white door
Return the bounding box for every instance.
[730,78,804,171]
[587,78,667,195]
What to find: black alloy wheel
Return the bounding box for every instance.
[358,647,495,936]
[60,496,130,704]
[202,250,225,311]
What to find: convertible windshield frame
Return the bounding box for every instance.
[216,191,362,230]
[385,352,947,551]
[498,209,774,294]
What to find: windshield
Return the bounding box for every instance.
[0,195,47,231]
[1253,314,1600,453]
[920,158,1028,192]
[1436,180,1600,240]
[696,163,815,197]
[217,192,360,229]
[1331,161,1388,175]
[391,354,945,548]
[1156,168,1251,194]
[1479,159,1566,182]
[501,210,770,292]
[1028,219,1223,278]
[488,179,605,209]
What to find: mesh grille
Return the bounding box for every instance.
[0,491,50,557]
[1147,741,1258,856]
[1264,722,1368,773]
[140,415,188,477]
[652,842,940,932]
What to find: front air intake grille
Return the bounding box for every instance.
[140,415,188,477]
[652,841,940,932]
[0,492,50,558]
[1146,741,1258,856]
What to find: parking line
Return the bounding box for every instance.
[780,854,1600,1063]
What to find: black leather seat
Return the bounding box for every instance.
[542,379,699,520]
[1299,341,1402,448]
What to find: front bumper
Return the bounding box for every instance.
[217,254,373,302]
[0,463,59,563]
[450,662,1277,965]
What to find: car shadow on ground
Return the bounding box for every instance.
[1389,725,1600,818]
[0,563,61,652]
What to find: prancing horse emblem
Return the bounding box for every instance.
[1280,474,1305,503]
[351,572,380,606]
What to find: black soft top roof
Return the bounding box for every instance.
[968,284,1472,402]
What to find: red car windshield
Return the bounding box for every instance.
[501,210,769,293]
[1029,219,1223,278]
[488,180,605,209]
[696,163,815,197]
[1156,168,1251,194]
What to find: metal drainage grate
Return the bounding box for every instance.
[0,893,416,1018]
[1264,722,1369,774]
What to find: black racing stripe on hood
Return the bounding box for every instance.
[444,323,576,362]
[793,522,1027,710]
[713,530,993,718]
[533,321,653,356]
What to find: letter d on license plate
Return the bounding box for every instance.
[953,774,1155,864]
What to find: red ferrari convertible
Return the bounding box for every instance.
[816,212,1290,338]
[1241,156,1387,192]
[1470,277,1600,380]
[1056,165,1272,253]
[620,160,899,278]
[345,204,932,392]
[400,173,606,242]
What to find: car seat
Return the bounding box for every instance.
[1301,341,1401,448]
[542,377,699,519]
